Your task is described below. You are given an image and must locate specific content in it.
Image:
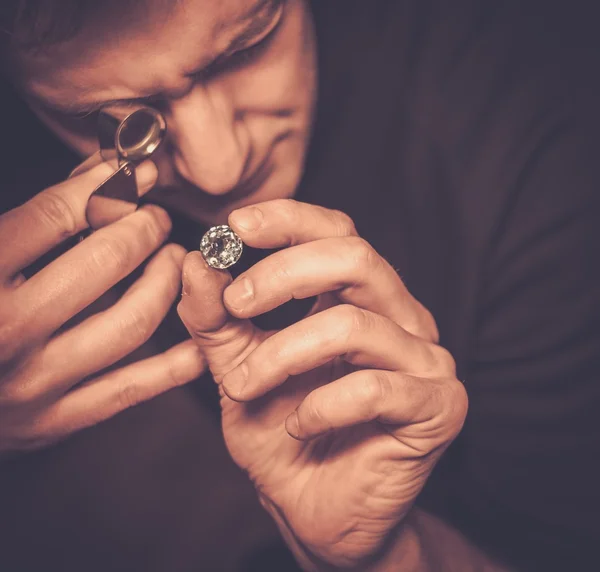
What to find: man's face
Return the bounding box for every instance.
[13,0,317,225]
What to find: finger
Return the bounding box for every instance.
[35,339,207,441]
[221,304,455,401]
[228,199,358,248]
[37,243,186,394]
[177,251,264,382]
[13,203,172,342]
[0,159,157,282]
[285,369,468,445]
[228,200,437,341]
[223,235,437,341]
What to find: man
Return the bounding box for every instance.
[0,1,598,570]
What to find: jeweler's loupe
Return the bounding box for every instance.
[98,103,166,165]
[85,103,167,229]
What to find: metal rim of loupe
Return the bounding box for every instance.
[115,107,167,164]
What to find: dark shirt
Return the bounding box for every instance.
[1,1,599,571]
[303,3,600,571]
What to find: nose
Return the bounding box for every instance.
[166,85,249,195]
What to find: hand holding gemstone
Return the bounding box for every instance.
[179,199,466,569]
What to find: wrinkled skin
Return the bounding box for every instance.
[178,199,468,568]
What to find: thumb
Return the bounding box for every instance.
[177,251,262,382]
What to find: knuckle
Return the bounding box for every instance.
[165,354,185,389]
[334,304,370,338]
[270,199,300,228]
[116,376,142,410]
[1,377,40,408]
[0,410,52,454]
[362,371,393,412]
[33,189,79,239]
[430,345,457,376]
[415,342,449,377]
[423,312,440,344]
[304,393,328,427]
[413,303,440,343]
[346,304,372,333]
[329,209,357,236]
[346,236,380,273]
[271,253,295,282]
[0,312,28,364]
[120,307,156,346]
[91,209,171,274]
[0,352,47,407]
[90,236,132,274]
[272,198,298,214]
[0,326,19,364]
[443,379,469,431]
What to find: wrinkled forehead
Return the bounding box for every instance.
[8,0,257,93]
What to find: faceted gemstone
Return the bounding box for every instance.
[199,225,243,270]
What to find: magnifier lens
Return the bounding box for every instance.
[116,108,166,163]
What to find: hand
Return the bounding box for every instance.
[177,199,468,569]
[0,160,205,455]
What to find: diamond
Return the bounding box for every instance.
[199,225,243,270]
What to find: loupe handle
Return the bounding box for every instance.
[86,104,166,230]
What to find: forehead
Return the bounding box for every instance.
[13,0,271,105]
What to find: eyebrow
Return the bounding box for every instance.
[39,0,282,116]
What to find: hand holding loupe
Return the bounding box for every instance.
[84,103,166,229]
[84,102,243,269]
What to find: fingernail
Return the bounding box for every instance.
[231,207,263,232]
[225,277,254,307]
[223,363,249,398]
[285,411,301,439]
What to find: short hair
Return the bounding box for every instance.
[0,0,146,52]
